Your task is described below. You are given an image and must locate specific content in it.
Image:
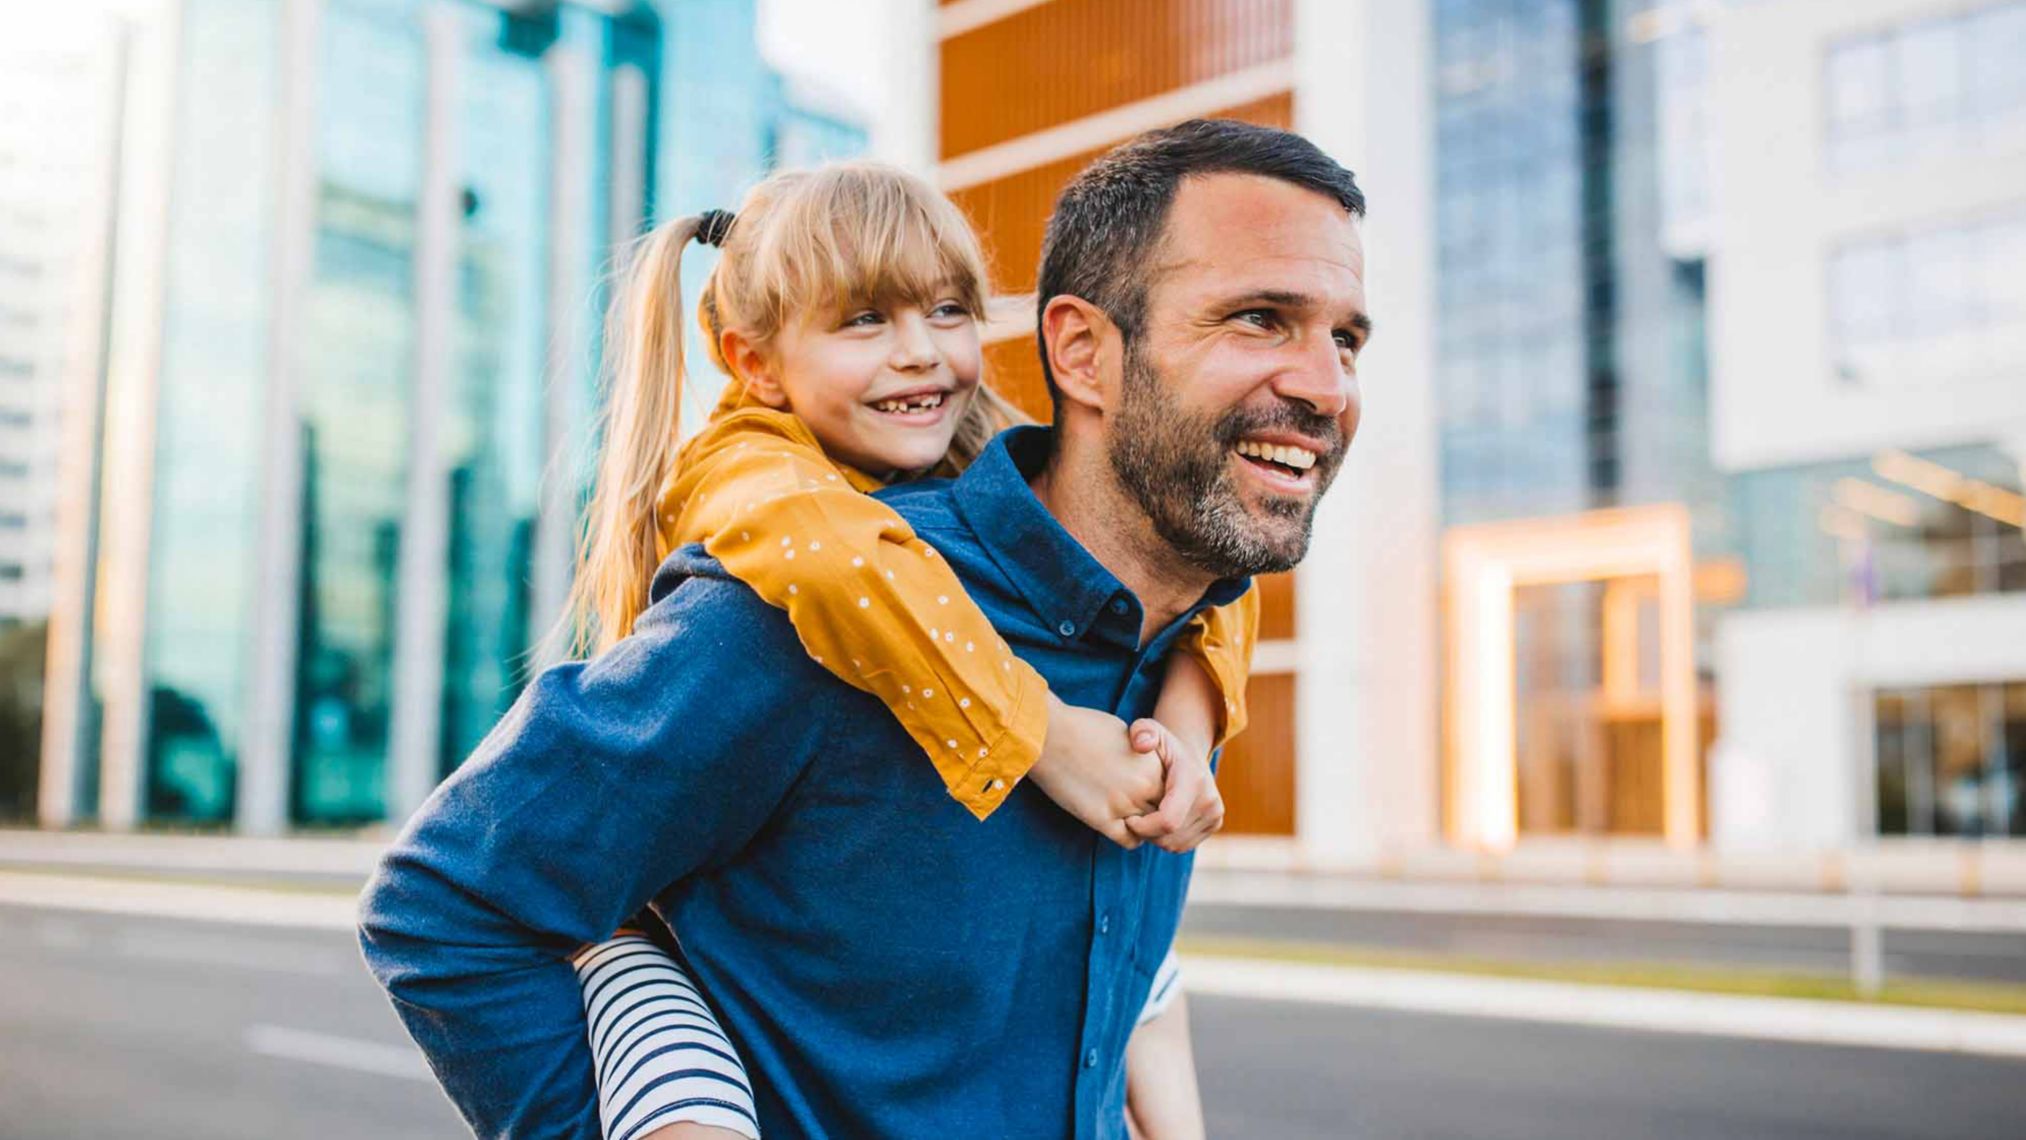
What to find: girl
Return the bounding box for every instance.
[558,163,1257,1139]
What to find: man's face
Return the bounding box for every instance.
[1106,173,1367,578]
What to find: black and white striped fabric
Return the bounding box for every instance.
[575,935,762,1140]
[576,934,1184,1139]
[1138,945,1182,1027]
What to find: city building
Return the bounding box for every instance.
[1707,0,2026,850]
[923,0,1443,862]
[924,0,2026,869]
[0,13,124,633]
[29,0,867,835]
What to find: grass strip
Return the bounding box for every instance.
[1176,934,2026,1017]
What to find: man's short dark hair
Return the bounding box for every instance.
[1034,119,1366,410]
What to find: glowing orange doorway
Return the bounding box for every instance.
[1443,504,1700,852]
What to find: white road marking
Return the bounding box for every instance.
[1181,954,2026,1059]
[244,1024,434,1082]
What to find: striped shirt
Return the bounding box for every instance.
[577,934,1184,1139]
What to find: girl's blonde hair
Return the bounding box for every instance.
[548,161,1028,660]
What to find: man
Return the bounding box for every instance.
[359,119,1368,1139]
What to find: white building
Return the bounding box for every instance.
[1708,0,2026,853]
[0,14,124,631]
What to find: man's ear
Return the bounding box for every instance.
[720,328,787,408]
[1040,295,1116,415]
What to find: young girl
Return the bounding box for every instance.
[558,163,1258,1139]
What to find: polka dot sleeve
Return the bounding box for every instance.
[660,402,1050,819]
[1176,584,1260,747]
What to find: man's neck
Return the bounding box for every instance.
[1030,444,1218,645]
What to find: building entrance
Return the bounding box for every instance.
[1445,505,1703,851]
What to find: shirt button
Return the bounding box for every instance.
[1098,914,1111,935]
[1057,619,1076,637]
[1084,1048,1099,1069]
[1109,598,1128,615]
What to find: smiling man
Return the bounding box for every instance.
[359,120,1365,1140]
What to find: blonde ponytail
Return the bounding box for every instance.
[541,162,1006,663]
[543,214,707,662]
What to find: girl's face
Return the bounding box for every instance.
[747,290,983,476]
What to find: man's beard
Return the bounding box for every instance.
[1106,342,1345,578]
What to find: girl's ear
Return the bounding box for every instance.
[721,328,787,408]
[1039,294,1117,416]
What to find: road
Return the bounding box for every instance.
[3,904,2021,1139]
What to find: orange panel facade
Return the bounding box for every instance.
[941,0,1302,840]
[951,91,1294,298]
[939,0,1294,159]
[1219,672,1297,835]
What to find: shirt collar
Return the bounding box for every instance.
[952,425,1250,644]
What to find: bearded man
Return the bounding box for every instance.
[361,118,1368,1140]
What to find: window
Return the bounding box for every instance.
[1828,208,2026,383]
[1735,444,2026,608]
[1825,2,2026,173]
[1876,681,2026,837]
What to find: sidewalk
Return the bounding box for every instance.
[9,828,2026,932]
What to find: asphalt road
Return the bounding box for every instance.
[3,905,2022,1140]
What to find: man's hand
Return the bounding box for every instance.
[1029,695,1166,848]
[1121,719,1225,854]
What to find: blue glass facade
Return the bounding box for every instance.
[142,0,283,821]
[1433,0,1722,533]
[128,0,666,827]
[1434,0,1733,836]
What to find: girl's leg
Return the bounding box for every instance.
[574,934,761,1140]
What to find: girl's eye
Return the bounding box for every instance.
[842,310,883,328]
[932,301,971,319]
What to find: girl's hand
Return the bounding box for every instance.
[1122,719,1225,854]
[1030,695,1165,848]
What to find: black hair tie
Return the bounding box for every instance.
[697,209,736,248]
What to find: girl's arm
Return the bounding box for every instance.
[575,934,759,1140]
[1124,587,1260,852]
[666,408,1162,835]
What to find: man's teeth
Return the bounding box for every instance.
[874,393,946,414]
[1233,439,1318,471]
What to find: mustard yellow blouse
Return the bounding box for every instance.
[657,382,1259,819]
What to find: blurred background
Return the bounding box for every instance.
[2,0,2026,1137]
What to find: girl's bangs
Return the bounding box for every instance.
[760,171,989,327]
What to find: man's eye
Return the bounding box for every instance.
[1334,330,1359,352]
[1235,309,1276,329]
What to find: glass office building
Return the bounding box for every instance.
[33,0,870,833]
[1432,0,1733,841]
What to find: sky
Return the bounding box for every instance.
[757,0,892,124]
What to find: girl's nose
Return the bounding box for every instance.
[889,312,939,370]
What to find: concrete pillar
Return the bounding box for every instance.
[1292,0,1442,865]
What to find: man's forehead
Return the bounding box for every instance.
[1151,172,1364,289]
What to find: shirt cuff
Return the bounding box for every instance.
[947,661,1050,820]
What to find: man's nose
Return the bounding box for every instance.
[1269,334,1353,419]
[889,312,938,370]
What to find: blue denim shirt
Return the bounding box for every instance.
[358,426,1247,1139]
